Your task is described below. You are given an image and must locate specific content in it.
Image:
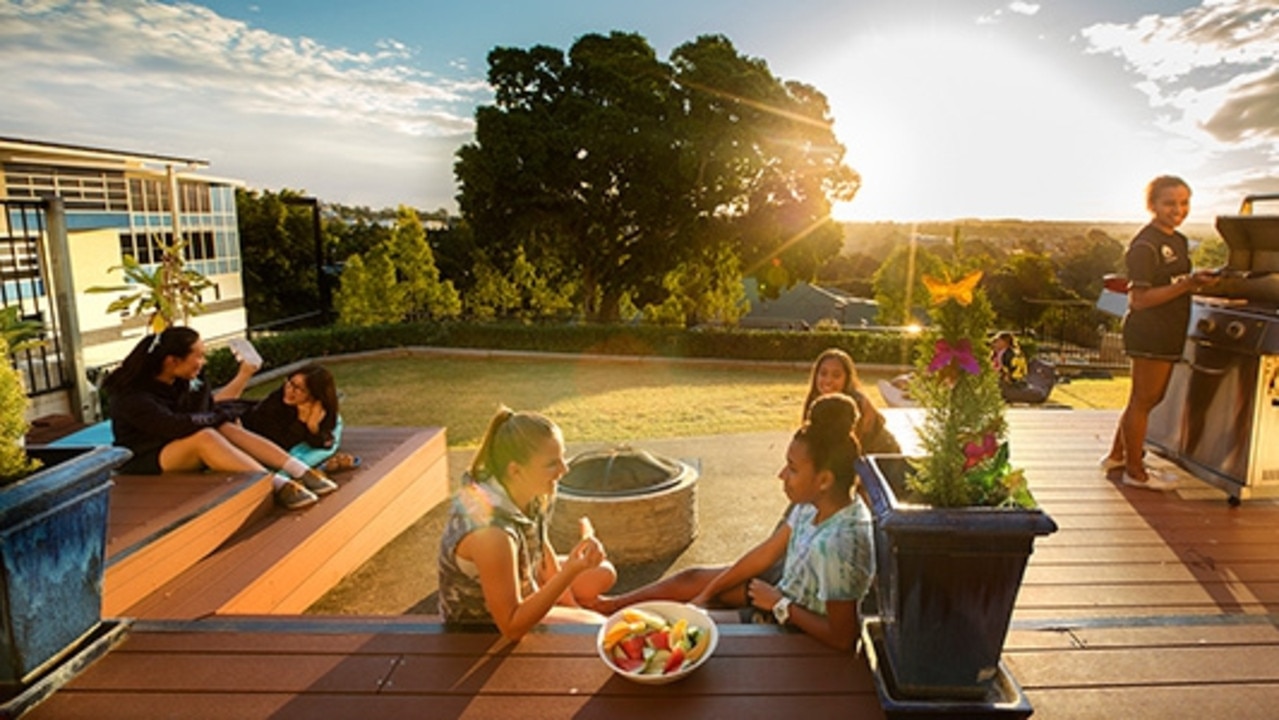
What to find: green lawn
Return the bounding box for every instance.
[250,353,1129,447]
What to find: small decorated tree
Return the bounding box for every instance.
[0,336,40,483]
[907,268,1034,508]
[1,308,46,482]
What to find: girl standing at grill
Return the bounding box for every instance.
[1103,176,1218,490]
[437,407,616,640]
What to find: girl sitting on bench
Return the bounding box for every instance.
[104,327,336,511]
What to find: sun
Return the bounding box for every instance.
[812,28,1166,222]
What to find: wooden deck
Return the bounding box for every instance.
[996,409,1279,720]
[101,426,450,619]
[18,617,879,720]
[10,409,1279,718]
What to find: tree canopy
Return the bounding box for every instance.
[454,32,859,322]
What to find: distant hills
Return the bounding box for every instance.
[839,219,1218,260]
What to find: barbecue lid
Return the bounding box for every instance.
[1214,194,1279,277]
[1216,215,1279,253]
[1216,193,1279,254]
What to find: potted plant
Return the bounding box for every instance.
[856,263,1057,705]
[0,329,130,695]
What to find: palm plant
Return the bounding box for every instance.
[88,233,214,332]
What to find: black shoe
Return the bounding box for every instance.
[299,468,338,496]
[275,480,319,510]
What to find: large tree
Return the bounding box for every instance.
[455,32,859,322]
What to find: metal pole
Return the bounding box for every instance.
[43,198,96,422]
[310,200,328,322]
[282,196,327,323]
[166,164,184,325]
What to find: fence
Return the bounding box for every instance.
[1,198,72,397]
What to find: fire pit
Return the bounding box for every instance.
[550,447,698,564]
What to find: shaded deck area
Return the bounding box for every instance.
[11,410,1279,718]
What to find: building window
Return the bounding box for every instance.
[119,230,217,266]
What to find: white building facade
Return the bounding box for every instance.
[0,137,249,421]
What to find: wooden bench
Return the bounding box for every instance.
[100,426,450,620]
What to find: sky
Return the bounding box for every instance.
[2,0,1277,223]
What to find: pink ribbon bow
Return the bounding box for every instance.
[927,339,981,375]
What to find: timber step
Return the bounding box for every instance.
[99,426,449,620]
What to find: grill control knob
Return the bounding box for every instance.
[1197,317,1217,335]
[1226,320,1247,340]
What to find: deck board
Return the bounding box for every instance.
[22,619,882,720]
[103,470,270,616]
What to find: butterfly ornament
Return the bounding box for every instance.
[922,270,983,307]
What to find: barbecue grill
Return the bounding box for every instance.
[1147,194,1279,504]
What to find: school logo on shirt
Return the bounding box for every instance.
[1161,244,1177,264]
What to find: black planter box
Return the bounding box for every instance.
[856,454,1057,701]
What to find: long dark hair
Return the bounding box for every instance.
[102,326,201,394]
[803,348,863,418]
[794,393,862,493]
[291,364,339,436]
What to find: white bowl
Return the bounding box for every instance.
[596,600,719,684]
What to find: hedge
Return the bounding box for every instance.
[203,321,924,388]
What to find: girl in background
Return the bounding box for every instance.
[804,348,900,454]
[104,327,336,510]
[438,407,616,640]
[991,331,1028,386]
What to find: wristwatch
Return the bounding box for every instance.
[772,597,792,625]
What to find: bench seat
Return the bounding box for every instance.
[98,426,449,620]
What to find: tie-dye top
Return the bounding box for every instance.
[777,499,875,616]
[437,474,548,625]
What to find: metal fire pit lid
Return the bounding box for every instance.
[558,447,687,497]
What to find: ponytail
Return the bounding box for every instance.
[469,406,561,482]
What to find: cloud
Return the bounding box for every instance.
[977,1,1041,24]
[1081,0,1279,156]
[0,0,491,208]
[0,0,487,137]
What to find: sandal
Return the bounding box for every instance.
[322,452,362,475]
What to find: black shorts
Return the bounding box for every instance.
[117,447,162,475]
[1122,322,1185,361]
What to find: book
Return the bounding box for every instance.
[227,337,262,368]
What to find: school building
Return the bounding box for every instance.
[0,136,249,421]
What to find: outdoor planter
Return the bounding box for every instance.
[856,454,1057,702]
[0,444,129,693]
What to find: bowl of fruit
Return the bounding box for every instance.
[597,601,718,684]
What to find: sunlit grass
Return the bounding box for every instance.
[1050,376,1131,409]
[252,353,1129,447]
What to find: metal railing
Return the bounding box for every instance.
[1,197,72,397]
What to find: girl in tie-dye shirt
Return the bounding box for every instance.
[594,393,873,651]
